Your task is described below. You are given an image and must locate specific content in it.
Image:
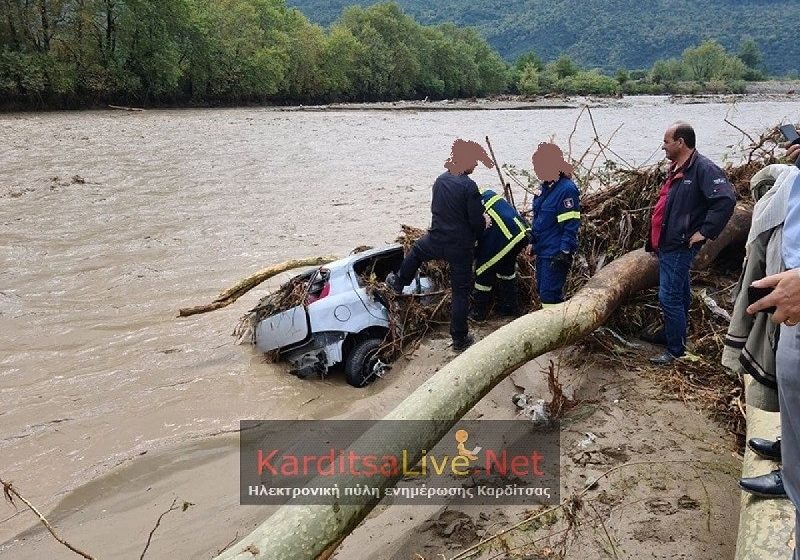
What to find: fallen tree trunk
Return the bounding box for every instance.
[178,256,337,317]
[694,203,752,270]
[214,208,751,560]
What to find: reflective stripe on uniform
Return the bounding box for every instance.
[556,211,581,223]
[513,217,528,232]
[484,194,504,210]
[487,208,512,239]
[496,271,516,280]
[475,229,528,276]
[474,282,492,292]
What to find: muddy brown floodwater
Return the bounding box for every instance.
[1,96,800,558]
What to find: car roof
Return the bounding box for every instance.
[325,244,403,270]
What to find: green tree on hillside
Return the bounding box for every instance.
[650,58,685,84]
[682,40,745,82]
[517,64,540,95]
[738,37,765,81]
[551,54,579,79]
[738,37,763,70]
[319,26,362,99]
[514,51,544,73]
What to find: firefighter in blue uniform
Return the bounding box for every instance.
[472,187,530,320]
[529,142,581,307]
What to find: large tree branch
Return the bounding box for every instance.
[212,206,750,560]
[178,256,337,317]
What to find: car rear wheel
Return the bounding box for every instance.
[344,337,384,388]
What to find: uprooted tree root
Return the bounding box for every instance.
[545,359,583,420]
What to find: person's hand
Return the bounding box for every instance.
[484,214,492,229]
[688,231,706,247]
[746,268,800,326]
[786,141,800,164]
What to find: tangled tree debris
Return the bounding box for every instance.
[209,120,790,440]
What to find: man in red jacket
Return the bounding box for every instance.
[646,122,736,365]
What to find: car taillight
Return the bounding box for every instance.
[306,268,331,305]
[306,283,330,305]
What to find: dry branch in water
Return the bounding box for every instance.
[178,256,337,317]
[0,477,197,560]
[1,478,96,560]
[140,498,195,560]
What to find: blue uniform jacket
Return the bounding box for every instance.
[475,188,529,275]
[531,175,581,257]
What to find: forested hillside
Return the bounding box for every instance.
[0,1,506,108]
[1,0,795,109]
[288,0,800,74]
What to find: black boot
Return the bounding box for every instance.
[385,272,404,294]
[452,334,475,352]
[496,278,520,317]
[738,469,787,498]
[748,437,781,461]
[470,291,491,321]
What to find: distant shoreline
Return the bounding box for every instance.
[278,91,799,113]
[1,81,798,114]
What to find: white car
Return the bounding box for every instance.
[253,245,435,387]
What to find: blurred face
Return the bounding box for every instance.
[662,128,682,161]
[531,152,561,183]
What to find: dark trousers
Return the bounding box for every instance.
[658,246,700,357]
[474,241,524,312]
[536,255,569,306]
[397,234,472,341]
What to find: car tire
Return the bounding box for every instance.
[344,337,383,388]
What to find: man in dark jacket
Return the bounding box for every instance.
[646,122,736,365]
[387,139,493,352]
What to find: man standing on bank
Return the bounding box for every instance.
[646,122,736,365]
[387,139,493,352]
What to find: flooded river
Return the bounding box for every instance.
[1,96,800,556]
